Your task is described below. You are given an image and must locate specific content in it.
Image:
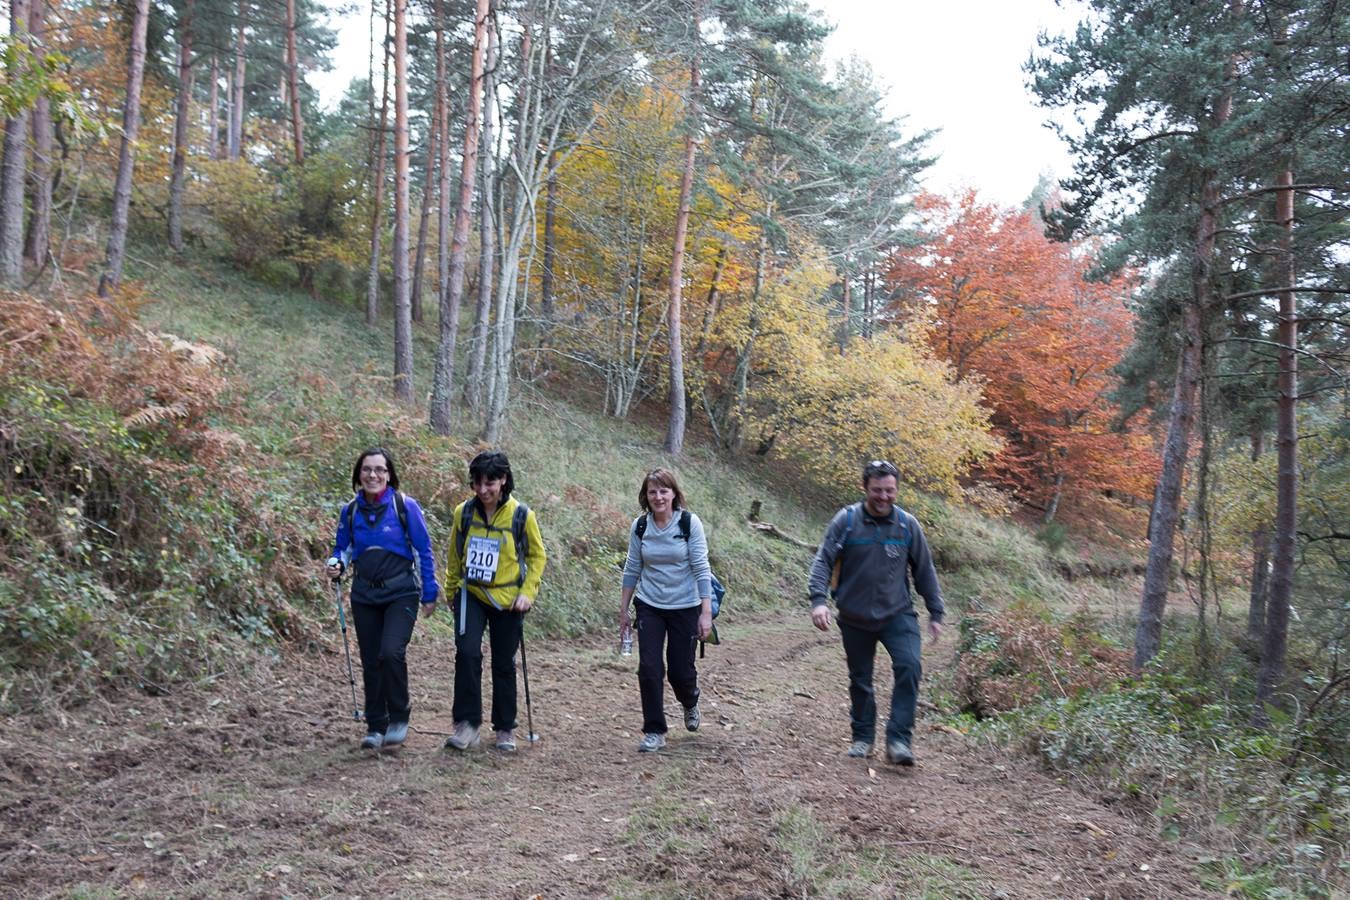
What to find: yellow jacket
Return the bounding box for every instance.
[446,496,547,610]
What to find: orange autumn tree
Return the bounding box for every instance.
[888,191,1157,521]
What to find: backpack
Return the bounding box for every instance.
[456,499,530,588]
[635,509,726,654]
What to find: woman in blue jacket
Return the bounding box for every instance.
[326,447,439,750]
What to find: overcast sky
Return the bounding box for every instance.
[309,0,1084,208]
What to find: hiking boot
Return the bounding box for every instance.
[360,731,384,750]
[495,730,517,752]
[683,703,701,732]
[638,733,666,753]
[847,740,872,758]
[886,739,915,766]
[383,721,408,747]
[444,721,480,751]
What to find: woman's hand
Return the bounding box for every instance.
[325,557,344,580]
[420,601,437,617]
[512,594,533,613]
[697,608,713,641]
[618,606,631,632]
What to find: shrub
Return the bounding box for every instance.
[955,602,1131,716]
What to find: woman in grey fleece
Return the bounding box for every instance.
[618,467,713,753]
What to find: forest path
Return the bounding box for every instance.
[0,611,1216,898]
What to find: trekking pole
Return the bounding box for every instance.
[518,616,540,744]
[332,568,362,721]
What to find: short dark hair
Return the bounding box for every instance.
[638,467,687,512]
[351,447,400,491]
[862,459,899,486]
[469,450,514,500]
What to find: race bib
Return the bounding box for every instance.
[466,535,502,583]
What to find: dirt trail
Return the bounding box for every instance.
[0,612,1216,898]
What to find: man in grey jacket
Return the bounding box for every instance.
[808,460,945,765]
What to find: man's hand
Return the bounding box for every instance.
[512,594,533,613]
[929,620,943,643]
[810,605,832,632]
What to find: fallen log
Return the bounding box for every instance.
[747,502,818,552]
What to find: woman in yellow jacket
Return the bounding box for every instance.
[444,451,547,752]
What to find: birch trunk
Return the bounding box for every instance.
[663,0,700,456]
[463,17,497,412]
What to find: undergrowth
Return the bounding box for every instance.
[969,627,1349,897]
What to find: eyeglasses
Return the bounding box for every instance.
[360,466,388,476]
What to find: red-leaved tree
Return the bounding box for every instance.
[889,192,1157,521]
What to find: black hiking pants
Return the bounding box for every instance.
[635,599,701,735]
[350,593,419,733]
[452,592,523,733]
[839,612,921,746]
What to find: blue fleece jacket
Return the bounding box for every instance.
[331,487,439,603]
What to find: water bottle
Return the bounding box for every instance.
[620,628,633,657]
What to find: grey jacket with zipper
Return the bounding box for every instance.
[807,503,945,629]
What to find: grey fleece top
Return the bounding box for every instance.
[621,509,713,610]
[808,502,945,628]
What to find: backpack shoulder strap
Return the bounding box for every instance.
[634,512,649,540]
[393,491,409,533]
[456,500,475,560]
[678,509,692,541]
[512,502,529,587]
[345,498,357,540]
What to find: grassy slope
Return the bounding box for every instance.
[135,253,1124,651]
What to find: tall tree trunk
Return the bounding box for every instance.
[410,114,437,323]
[97,0,150,297]
[228,1,246,161]
[429,0,488,432]
[1256,165,1298,721]
[1246,428,1269,640]
[663,0,700,457]
[365,0,391,326]
[837,270,851,354]
[168,0,195,252]
[285,0,304,165]
[22,0,51,268]
[0,0,31,286]
[1134,10,1239,669]
[431,0,451,425]
[862,267,875,339]
[539,153,558,332]
[463,16,497,413]
[207,54,219,160]
[725,226,768,451]
[483,5,531,445]
[391,0,413,403]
